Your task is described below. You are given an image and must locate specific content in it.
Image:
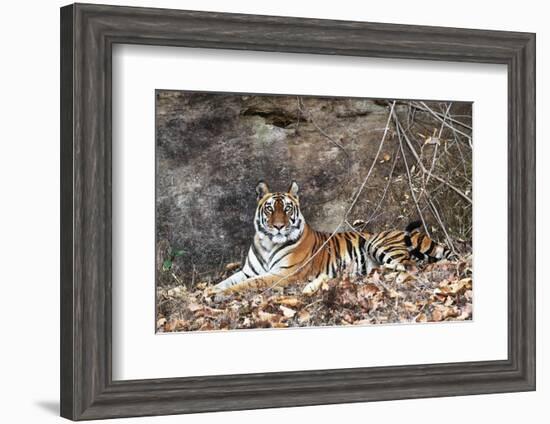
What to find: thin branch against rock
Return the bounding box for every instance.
[425,191,457,255]
[365,147,400,225]
[394,112,431,236]
[447,123,469,177]
[393,113,472,204]
[415,101,472,144]
[424,102,451,189]
[297,97,351,161]
[410,101,473,131]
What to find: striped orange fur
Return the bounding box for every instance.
[214,181,452,293]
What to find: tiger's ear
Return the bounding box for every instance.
[256,181,270,201]
[287,180,299,198]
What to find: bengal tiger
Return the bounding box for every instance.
[213,181,452,294]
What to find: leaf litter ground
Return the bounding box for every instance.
[157,256,472,332]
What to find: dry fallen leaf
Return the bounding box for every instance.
[387,288,400,299]
[403,301,418,313]
[225,262,241,271]
[297,309,311,323]
[384,272,399,281]
[163,319,185,332]
[187,302,202,312]
[431,304,459,322]
[271,322,289,328]
[456,303,473,320]
[167,286,185,298]
[202,307,225,318]
[273,296,300,307]
[431,308,444,322]
[359,283,380,298]
[250,295,264,307]
[156,317,166,329]
[257,310,277,322]
[424,136,441,146]
[396,272,414,285]
[439,277,472,295]
[338,290,358,307]
[343,311,355,323]
[338,274,354,290]
[444,296,454,306]
[279,305,297,318]
[199,321,215,331]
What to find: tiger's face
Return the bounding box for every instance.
[254,181,305,245]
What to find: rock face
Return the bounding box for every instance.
[156,91,472,283]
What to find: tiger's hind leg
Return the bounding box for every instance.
[382,261,407,272]
[408,229,455,262]
[380,252,410,272]
[365,256,378,275]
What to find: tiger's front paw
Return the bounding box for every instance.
[212,281,230,294]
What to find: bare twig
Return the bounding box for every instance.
[172,272,182,285]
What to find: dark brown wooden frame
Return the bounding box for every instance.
[60,3,536,420]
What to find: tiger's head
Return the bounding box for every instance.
[254,180,305,245]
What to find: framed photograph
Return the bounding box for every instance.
[60,3,535,420]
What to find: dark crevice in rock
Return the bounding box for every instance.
[241,107,303,128]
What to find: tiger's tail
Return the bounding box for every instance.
[404,220,454,262]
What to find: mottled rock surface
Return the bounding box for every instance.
[156,91,472,284]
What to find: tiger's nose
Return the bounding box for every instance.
[273,223,285,230]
